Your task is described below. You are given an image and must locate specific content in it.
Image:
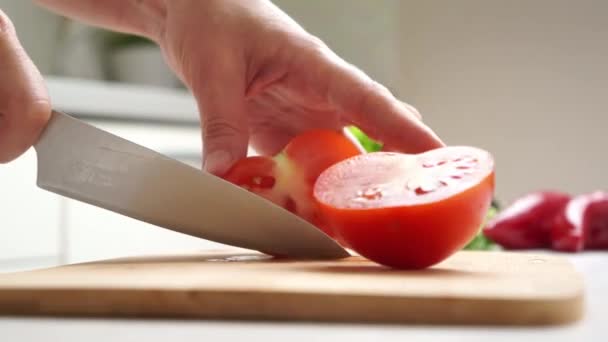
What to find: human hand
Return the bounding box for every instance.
[158,0,444,174]
[0,10,51,163]
[36,0,444,175]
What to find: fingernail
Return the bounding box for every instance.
[203,150,233,175]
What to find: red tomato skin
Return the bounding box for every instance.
[551,216,584,252]
[222,156,276,190]
[552,196,585,252]
[552,191,608,252]
[283,129,363,184]
[484,191,570,249]
[317,173,494,269]
[585,195,608,249]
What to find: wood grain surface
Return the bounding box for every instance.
[0,250,584,325]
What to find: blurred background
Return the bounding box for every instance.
[1,0,606,270]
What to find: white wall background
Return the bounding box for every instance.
[397,0,608,202]
[274,0,402,92]
[275,0,608,203]
[0,1,64,74]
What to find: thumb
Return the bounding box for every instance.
[195,79,249,175]
[0,10,51,163]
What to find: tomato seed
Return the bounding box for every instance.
[356,187,384,200]
[414,187,432,195]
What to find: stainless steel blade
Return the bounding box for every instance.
[34,110,348,259]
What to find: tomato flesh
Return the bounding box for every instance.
[313,147,495,269]
[222,129,361,238]
[221,156,276,191]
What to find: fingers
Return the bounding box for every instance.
[322,51,444,153]
[400,100,422,120]
[191,67,249,175]
[0,10,51,163]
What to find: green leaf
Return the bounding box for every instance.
[347,126,383,153]
[463,205,500,251]
[463,232,498,251]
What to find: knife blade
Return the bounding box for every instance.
[34,110,349,259]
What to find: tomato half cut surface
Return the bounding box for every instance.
[313,147,495,269]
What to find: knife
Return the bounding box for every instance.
[34,110,349,259]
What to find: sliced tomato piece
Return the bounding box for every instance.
[222,156,276,191]
[484,191,571,249]
[313,147,495,269]
[223,129,361,238]
[283,129,365,183]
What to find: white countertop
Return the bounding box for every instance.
[1,252,606,342]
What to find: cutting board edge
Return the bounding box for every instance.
[0,285,585,326]
[0,250,585,326]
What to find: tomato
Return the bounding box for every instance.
[222,129,362,238]
[552,191,608,252]
[483,191,570,249]
[313,147,495,269]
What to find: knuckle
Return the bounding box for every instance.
[0,98,51,163]
[343,78,391,138]
[306,35,328,53]
[351,77,380,112]
[6,95,52,127]
[298,34,331,61]
[0,9,15,37]
[406,103,421,117]
[24,98,52,132]
[202,115,244,142]
[366,78,392,98]
[351,77,396,116]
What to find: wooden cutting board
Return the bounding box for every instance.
[0,250,584,325]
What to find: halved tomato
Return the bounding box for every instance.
[313,147,495,269]
[222,129,362,238]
